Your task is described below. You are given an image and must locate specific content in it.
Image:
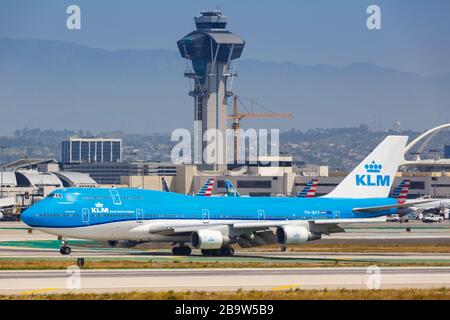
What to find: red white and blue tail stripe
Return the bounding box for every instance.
[298,179,319,198]
[196,178,215,197]
[392,179,411,204]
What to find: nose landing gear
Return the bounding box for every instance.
[59,240,72,255]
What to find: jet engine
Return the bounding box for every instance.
[276,225,321,245]
[191,230,228,250]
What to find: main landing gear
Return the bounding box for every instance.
[59,240,72,255]
[201,247,235,257]
[172,244,192,256]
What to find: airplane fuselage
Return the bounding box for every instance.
[22,188,397,241]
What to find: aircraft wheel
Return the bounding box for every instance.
[221,247,234,256]
[173,246,192,256]
[201,249,217,256]
[201,248,234,257]
[172,247,180,255]
[184,246,192,256]
[60,246,71,255]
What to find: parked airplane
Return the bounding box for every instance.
[21,136,432,256]
[196,178,215,197]
[0,197,15,221]
[224,180,240,197]
[392,179,410,204]
[163,177,216,197]
[161,177,170,193]
[390,179,416,221]
[392,179,450,221]
[297,179,319,198]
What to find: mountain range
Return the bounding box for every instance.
[1,38,449,135]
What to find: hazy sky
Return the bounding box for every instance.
[1,0,450,75]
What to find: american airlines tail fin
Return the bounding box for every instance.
[324,135,408,199]
[297,178,319,198]
[161,177,170,192]
[196,178,215,197]
[392,179,411,204]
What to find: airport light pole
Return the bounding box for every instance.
[0,146,11,198]
[429,149,441,198]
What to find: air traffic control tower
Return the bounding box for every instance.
[178,10,245,170]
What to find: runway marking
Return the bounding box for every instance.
[272,284,300,291]
[19,288,60,295]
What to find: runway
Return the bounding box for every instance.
[1,222,450,295]
[1,267,450,294]
[1,221,450,264]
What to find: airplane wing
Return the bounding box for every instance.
[133,215,388,236]
[353,199,436,213]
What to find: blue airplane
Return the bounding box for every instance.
[21,136,431,256]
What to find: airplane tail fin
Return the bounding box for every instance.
[324,136,408,199]
[391,179,411,204]
[161,177,170,192]
[225,180,240,197]
[197,178,215,197]
[298,178,319,198]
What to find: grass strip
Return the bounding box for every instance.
[2,288,450,300]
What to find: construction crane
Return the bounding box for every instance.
[228,95,293,163]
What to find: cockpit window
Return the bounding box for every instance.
[48,193,63,198]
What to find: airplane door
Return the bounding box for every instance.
[82,208,90,225]
[109,189,122,205]
[258,210,265,220]
[202,209,210,224]
[333,211,340,219]
[136,209,144,224]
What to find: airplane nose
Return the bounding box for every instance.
[21,206,37,226]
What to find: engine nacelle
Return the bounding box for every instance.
[191,230,225,249]
[276,225,318,245]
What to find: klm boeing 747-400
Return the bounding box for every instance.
[21,136,433,256]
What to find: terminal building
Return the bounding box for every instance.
[61,137,122,164]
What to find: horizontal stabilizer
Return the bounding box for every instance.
[313,217,387,224]
[353,199,435,213]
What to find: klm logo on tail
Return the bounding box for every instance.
[356,161,390,187]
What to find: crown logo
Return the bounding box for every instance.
[365,161,382,173]
[95,202,104,208]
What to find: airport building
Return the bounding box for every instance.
[62,161,177,185]
[61,137,122,164]
[178,10,245,170]
[0,158,97,212]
